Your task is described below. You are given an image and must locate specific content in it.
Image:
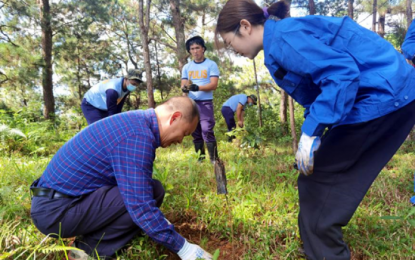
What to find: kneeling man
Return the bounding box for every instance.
[30,97,212,260]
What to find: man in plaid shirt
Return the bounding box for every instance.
[30,97,212,260]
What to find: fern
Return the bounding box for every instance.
[0,124,26,139]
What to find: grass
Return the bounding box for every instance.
[0,137,414,259]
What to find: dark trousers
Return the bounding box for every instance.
[221,106,236,132]
[298,100,415,260]
[81,99,108,125]
[31,180,165,258]
[192,100,216,143]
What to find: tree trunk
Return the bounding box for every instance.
[308,0,316,15]
[406,0,412,29]
[136,94,141,109]
[288,97,297,153]
[129,94,140,110]
[39,0,55,119]
[253,59,263,127]
[280,91,288,135]
[348,0,354,19]
[169,0,187,73]
[372,0,377,32]
[378,12,385,38]
[138,0,155,108]
[77,43,82,102]
[154,42,163,100]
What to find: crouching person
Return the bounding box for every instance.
[30,96,212,260]
[221,94,257,142]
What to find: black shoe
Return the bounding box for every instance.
[206,142,219,163]
[194,142,205,162]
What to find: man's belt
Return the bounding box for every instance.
[30,187,77,199]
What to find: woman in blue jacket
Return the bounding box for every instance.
[215,0,415,259]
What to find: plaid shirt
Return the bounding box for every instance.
[38,109,185,252]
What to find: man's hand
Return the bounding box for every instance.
[181,85,189,93]
[181,84,199,93]
[177,240,212,260]
[295,133,321,176]
[238,121,244,128]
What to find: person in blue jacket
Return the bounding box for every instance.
[401,21,415,205]
[215,0,415,259]
[81,69,143,125]
[221,94,257,142]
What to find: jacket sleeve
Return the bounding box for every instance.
[402,19,415,60]
[116,93,129,113]
[276,30,360,136]
[106,89,119,116]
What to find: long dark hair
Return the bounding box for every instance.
[215,0,290,46]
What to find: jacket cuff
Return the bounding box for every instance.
[301,116,326,137]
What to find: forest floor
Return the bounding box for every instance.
[1,138,415,259]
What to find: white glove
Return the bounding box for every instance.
[295,132,321,176]
[177,240,212,260]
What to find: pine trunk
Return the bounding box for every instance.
[169,0,187,73]
[372,0,377,32]
[280,91,288,135]
[308,0,316,15]
[253,59,263,127]
[289,97,298,153]
[406,0,412,28]
[348,0,354,19]
[378,13,385,38]
[39,0,55,119]
[138,0,155,108]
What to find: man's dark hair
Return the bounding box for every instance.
[160,97,200,123]
[185,36,206,53]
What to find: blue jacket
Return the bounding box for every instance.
[84,77,129,115]
[264,15,415,136]
[402,19,415,60]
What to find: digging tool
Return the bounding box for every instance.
[214,157,227,195]
[214,157,235,259]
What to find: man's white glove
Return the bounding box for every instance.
[177,240,212,260]
[295,133,321,176]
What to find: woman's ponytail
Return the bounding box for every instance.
[268,1,290,19]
